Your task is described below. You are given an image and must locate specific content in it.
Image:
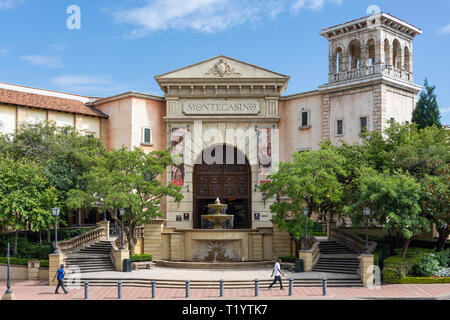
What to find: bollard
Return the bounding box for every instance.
[151,280,156,299]
[185,280,190,298]
[322,277,327,296]
[118,281,122,299]
[289,278,293,296]
[219,279,224,297]
[84,281,89,300]
[254,279,259,297]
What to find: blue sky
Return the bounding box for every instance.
[0,0,449,124]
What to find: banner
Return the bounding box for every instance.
[171,127,185,186]
[257,127,272,184]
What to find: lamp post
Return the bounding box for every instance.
[119,208,125,250]
[52,207,60,254]
[5,242,12,295]
[363,207,371,254]
[303,207,309,250]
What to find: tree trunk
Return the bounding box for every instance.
[294,239,301,258]
[13,230,19,256]
[39,231,42,248]
[436,226,449,252]
[401,238,411,259]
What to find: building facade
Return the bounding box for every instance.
[0,13,422,231]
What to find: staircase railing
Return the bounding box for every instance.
[329,228,377,254]
[56,227,107,253]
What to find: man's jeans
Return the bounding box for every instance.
[55,278,67,294]
[269,276,283,289]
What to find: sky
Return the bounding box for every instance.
[0,0,449,124]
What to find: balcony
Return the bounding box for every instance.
[330,63,414,83]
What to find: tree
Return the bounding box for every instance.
[0,157,58,255]
[422,166,450,252]
[67,147,183,254]
[260,145,347,255]
[412,79,442,129]
[345,169,428,258]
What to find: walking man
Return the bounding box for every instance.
[53,264,68,294]
[268,258,285,290]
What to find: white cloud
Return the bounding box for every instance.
[439,24,450,35]
[21,55,64,69]
[441,107,450,114]
[291,0,342,13]
[0,0,24,9]
[112,0,342,36]
[49,43,70,51]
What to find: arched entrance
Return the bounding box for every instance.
[193,145,251,229]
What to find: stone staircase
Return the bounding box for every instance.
[312,240,361,275]
[64,240,115,273]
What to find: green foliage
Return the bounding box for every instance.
[279,256,297,263]
[67,147,183,254]
[412,79,442,129]
[399,277,450,284]
[345,169,427,257]
[312,232,327,237]
[130,254,153,262]
[260,144,346,248]
[411,250,450,276]
[0,157,58,254]
[0,257,49,267]
[382,248,435,283]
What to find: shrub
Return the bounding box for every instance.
[412,254,441,276]
[400,277,450,284]
[0,257,49,267]
[382,268,404,284]
[279,256,297,263]
[434,268,450,278]
[312,232,327,237]
[130,254,152,262]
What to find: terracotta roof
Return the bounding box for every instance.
[0,88,108,118]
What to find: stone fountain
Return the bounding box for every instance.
[204,198,233,230]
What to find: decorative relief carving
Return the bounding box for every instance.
[205,59,241,78]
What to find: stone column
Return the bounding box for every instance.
[327,221,336,240]
[27,260,40,280]
[97,220,110,240]
[298,249,314,272]
[143,219,166,261]
[360,45,369,68]
[48,253,65,286]
[170,233,185,261]
[360,254,375,287]
[114,249,130,272]
[271,220,291,259]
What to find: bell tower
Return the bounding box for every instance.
[320,12,422,85]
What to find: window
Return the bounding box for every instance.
[142,127,152,145]
[337,120,344,136]
[360,117,368,133]
[300,110,310,129]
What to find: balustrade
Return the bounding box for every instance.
[332,63,413,83]
[57,227,106,253]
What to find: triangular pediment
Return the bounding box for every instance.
[155,55,289,80]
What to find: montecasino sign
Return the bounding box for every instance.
[183,100,260,115]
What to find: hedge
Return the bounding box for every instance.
[382,248,435,284]
[313,232,327,237]
[130,254,152,262]
[279,256,297,263]
[0,257,49,267]
[399,277,450,284]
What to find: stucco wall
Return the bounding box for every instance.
[278,93,323,162]
[0,104,16,135]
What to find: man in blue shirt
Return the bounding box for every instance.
[53,264,68,294]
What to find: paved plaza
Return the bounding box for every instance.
[2,280,449,300]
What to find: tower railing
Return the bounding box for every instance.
[330,63,413,83]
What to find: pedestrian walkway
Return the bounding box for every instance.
[2,281,449,300]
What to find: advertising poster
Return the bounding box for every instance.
[257,127,272,184]
[171,127,185,186]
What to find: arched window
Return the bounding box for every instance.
[392,39,402,69]
[335,47,343,73]
[384,39,391,65]
[368,39,376,66]
[349,40,361,70]
[404,46,410,72]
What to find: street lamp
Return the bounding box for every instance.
[52,207,60,254]
[119,208,125,250]
[5,242,12,295]
[303,207,309,250]
[363,207,371,254]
